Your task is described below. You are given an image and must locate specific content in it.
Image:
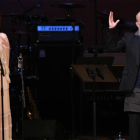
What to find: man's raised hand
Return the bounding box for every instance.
[109,11,120,28]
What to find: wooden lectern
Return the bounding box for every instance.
[72,64,118,140]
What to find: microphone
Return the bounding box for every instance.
[18,53,23,68]
[95,68,104,80]
[36,0,45,8]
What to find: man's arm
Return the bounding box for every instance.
[106,28,126,52]
[106,11,126,52]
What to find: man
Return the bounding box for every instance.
[107,11,140,140]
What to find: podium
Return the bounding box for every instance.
[72,64,118,140]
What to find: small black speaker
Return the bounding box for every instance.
[23,120,66,140]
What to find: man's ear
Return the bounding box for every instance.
[136,22,139,28]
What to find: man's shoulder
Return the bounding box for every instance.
[124,32,134,36]
[124,32,135,39]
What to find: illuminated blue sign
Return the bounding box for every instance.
[37,25,80,31]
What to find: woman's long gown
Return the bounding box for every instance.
[0,33,12,140]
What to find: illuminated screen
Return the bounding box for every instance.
[37,25,80,31]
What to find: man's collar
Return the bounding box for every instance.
[135,28,140,36]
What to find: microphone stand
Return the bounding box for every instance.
[70,22,76,139]
[94,0,97,45]
[18,53,26,140]
[86,67,104,140]
[18,0,35,26]
[0,58,5,140]
[25,0,46,13]
[18,0,35,52]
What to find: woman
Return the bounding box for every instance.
[0,33,12,140]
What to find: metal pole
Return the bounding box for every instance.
[93,77,96,140]
[0,59,4,140]
[94,0,97,45]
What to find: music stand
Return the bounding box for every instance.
[76,56,114,70]
[72,64,118,140]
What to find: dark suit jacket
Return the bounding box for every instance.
[106,28,140,92]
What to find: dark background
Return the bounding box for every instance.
[0,0,139,51]
[0,0,139,139]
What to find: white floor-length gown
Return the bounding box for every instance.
[0,33,12,140]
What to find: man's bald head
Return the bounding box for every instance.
[136,12,140,22]
[136,12,140,27]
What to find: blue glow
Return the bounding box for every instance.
[11,88,15,91]
[37,25,80,31]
